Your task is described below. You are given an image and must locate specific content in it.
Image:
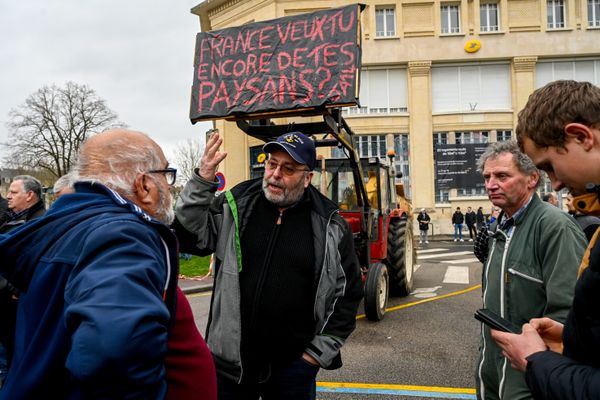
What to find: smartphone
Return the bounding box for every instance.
[474,308,521,334]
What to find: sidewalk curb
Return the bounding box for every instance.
[180,285,213,295]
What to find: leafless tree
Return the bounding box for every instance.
[172,138,203,185]
[4,82,122,178]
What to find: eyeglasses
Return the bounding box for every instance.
[148,168,177,185]
[264,159,309,177]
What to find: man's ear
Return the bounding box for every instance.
[564,123,595,151]
[528,171,540,190]
[25,191,35,204]
[133,173,154,207]
[303,171,314,188]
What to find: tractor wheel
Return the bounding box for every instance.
[387,218,416,297]
[364,262,389,321]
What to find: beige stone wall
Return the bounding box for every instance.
[192,0,598,234]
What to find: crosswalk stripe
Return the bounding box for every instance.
[418,251,473,260]
[442,258,480,264]
[417,248,448,254]
[443,266,470,284]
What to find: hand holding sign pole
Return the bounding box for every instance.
[199,129,227,181]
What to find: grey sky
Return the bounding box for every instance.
[0,0,212,166]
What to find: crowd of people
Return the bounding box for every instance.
[1,79,600,400]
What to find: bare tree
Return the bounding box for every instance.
[172,138,203,185]
[4,82,122,178]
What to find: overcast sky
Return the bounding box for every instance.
[0,0,213,167]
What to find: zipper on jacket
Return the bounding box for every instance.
[276,211,283,225]
[507,268,543,284]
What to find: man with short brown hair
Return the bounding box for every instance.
[475,140,586,399]
[491,80,600,399]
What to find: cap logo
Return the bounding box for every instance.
[282,133,304,148]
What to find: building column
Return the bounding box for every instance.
[408,61,434,210]
[513,56,538,127]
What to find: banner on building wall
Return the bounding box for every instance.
[190,4,362,122]
[435,143,489,190]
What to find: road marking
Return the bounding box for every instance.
[442,258,479,264]
[317,382,476,399]
[417,248,449,254]
[443,266,470,284]
[418,251,473,260]
[356,284,481,319]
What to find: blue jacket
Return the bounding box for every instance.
[0,182,178,399]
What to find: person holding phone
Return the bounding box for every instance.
[474,140,586,400]
[490,80,600,399]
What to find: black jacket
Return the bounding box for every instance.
[0,196,8,226]
[525,228,600,399]
[451,211,464,224]
[465,211,476,226]
[0,201,46,234]
[417,212,430,231]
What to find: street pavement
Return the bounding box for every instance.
[178,233,465,295]
[178,274,213,295]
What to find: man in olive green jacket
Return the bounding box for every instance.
[475,141,587,400]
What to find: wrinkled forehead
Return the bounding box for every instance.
[268,150,300,165]
[9,180,25,192]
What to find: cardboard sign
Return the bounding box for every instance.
[190,4,362,122]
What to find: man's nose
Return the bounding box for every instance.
[272,166,284,178]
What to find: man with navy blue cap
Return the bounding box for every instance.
[174,130,362,400]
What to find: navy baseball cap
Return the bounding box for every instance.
[263,132,316,171]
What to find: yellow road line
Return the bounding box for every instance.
[317,381,476,394]
[356,284,482,320]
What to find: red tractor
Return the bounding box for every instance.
[237,108,416,321]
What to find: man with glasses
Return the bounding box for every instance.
[0,129,217,399]
[175,130,363,400]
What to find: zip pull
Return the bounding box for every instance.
[276,211,283,225]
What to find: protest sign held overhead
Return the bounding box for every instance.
[190,4,362,122]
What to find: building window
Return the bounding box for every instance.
[456,131,489,144]
[536,59,600,87]
[432,64,511,113]
[343,68,408,115]
[589,0,600,27]
[375,7,396,37]
[480,3,500,32]
[458,188,487,196]
[434,132,448,145]
[496,130,512,141]
[441,4,461,34]
[547,0,566,29]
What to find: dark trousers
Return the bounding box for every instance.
[467,224,477,239]
[217,357,319,400]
